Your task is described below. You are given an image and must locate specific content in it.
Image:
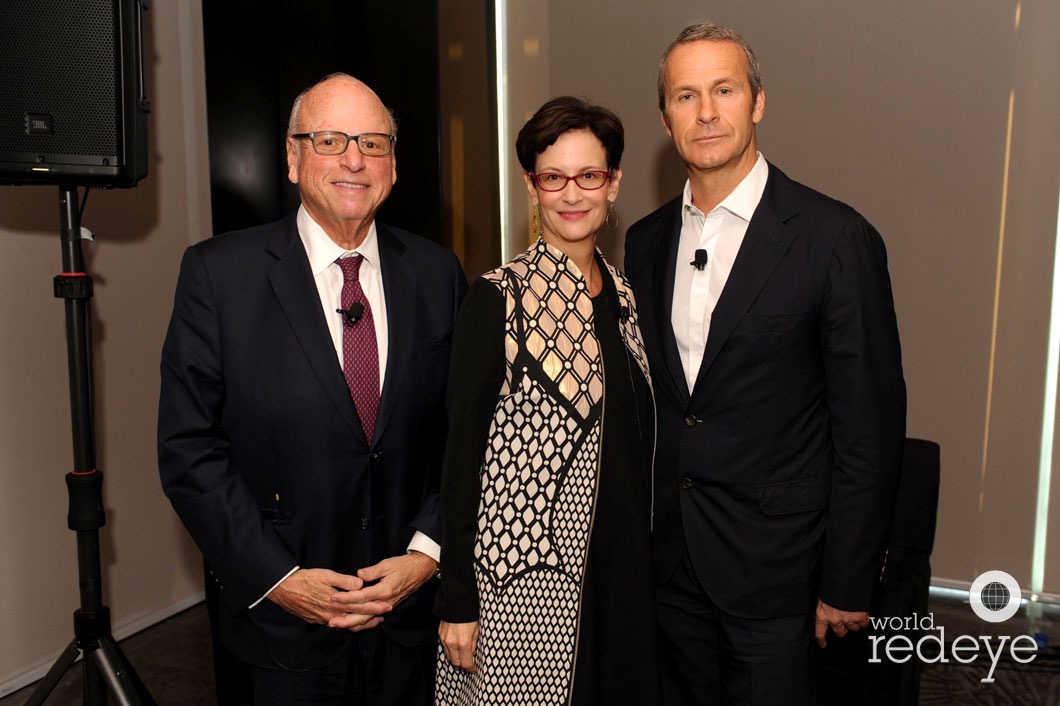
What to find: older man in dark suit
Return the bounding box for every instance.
[624,23,906,706]
[158,73,466,705]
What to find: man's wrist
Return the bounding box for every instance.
[254,565,300,609]
[408,549,441,579]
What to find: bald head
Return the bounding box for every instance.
[288,73,397,137]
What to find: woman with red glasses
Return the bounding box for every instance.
[435,96,660,705]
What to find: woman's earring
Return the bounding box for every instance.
[605,201,619,229]
[530,204,542,236]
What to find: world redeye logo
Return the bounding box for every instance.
[968,570,1023,623]
[867,570,1038,683]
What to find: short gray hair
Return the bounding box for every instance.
[657,22,762,112]
[287,72,398,137]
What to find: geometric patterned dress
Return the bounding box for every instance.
[435,239,653,705]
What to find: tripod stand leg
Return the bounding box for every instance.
[24,640,81,706]
[82,653,106,706]
[91,637,157,706]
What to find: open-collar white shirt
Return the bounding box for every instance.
[672,153,769,391]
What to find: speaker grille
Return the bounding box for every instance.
[0,0,119,157]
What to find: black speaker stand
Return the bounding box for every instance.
[25,186,155,706]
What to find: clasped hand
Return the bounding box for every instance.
[268,552,437,633]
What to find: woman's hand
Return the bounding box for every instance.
[439,620,479,672]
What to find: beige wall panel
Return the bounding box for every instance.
[501,2,551,260]
[978,0,1060,589]
[0,2,211,692]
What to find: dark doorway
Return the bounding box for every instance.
[202,0,442,242]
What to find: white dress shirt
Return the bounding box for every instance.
[672,153,769,391]
[298,205,388,390]
[254,207,437,609]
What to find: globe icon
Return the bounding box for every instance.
[981,581,1010,611]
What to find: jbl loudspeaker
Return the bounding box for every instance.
[0,0,150,187]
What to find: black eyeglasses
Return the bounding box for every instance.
[290,131,395,157]
[532,170,612,192]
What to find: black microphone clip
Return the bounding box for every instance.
[690,249,708,271]
[336,302,365,327]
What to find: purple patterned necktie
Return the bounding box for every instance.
[336,255,379,440]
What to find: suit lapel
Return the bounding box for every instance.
[650,201,692,405]
[374,224,414,444]
[692,167,798,394]
[265,218,363,442]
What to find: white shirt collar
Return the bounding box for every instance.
[681,152,769,223]
[296,205,381,275]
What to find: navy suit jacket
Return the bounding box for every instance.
[158,212,466,669]
[624,164,906,618]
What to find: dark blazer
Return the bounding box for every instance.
[624,164,905,619]
[158,212,467,669]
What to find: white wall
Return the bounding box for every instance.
[0,2,211,694]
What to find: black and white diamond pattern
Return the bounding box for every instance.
[500,242,603,420]
[436,239,651,706]
[474,375,580,590]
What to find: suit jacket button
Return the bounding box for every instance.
[684,415,699,427]
[360,517,371,530]
[681,477,695,489]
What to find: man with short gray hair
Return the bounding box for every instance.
[625,22,906,705]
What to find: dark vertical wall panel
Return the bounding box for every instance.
[366,2,443,239]
[438,0,501,277]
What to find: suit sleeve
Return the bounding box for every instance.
[157,246,297,610]
[434,278,506,623]
[408,251,468,546]
[819,215,906,610]
[623,223,641,286]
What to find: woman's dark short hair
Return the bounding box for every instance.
[516,96,624,174]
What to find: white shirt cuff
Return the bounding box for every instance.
[250,565,300,610]
[407,532,440,562]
